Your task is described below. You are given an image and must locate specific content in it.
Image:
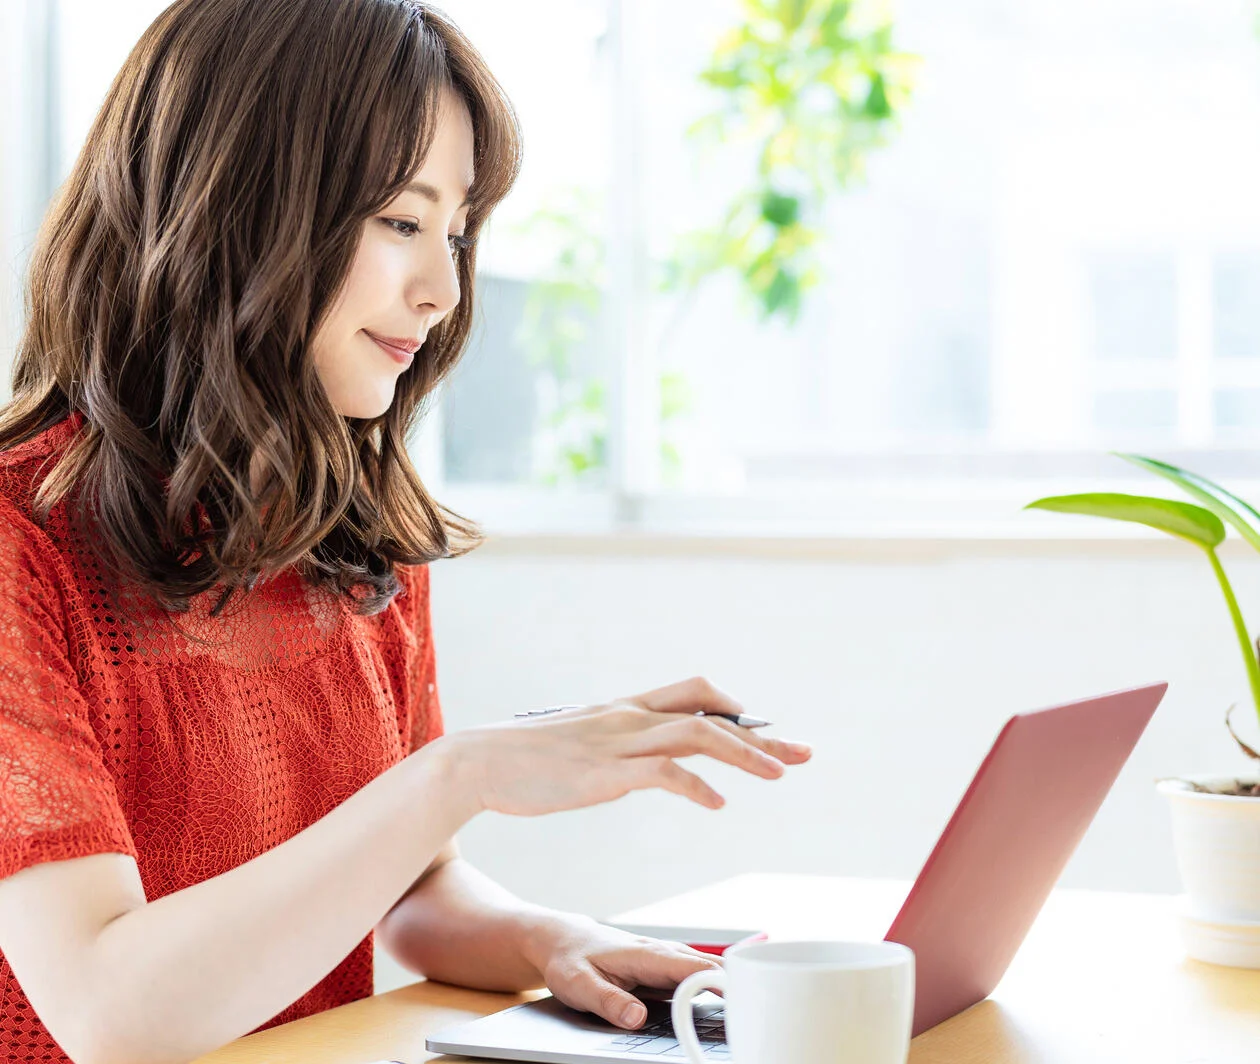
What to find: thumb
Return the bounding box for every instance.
[551,962,648,1030]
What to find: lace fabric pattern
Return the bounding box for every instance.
[0,415,443,1062]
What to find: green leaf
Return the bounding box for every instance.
[864,72,891,118]
[1116,453,1260,553]
[760,189,800,227]
[761,267,801,317]
[1025,493,1225,548]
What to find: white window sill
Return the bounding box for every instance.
[470,529,1260,561]
[437,483,1260,560]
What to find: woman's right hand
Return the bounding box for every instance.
[435,676,812,817]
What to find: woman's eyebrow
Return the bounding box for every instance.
[404,180,472,208]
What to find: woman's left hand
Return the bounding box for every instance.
[525,914,723,1030]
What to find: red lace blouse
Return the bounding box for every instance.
[0,414,443,1062]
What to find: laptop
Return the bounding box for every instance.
[426,682,1167,1062]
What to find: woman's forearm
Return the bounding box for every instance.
[376,852,581,992]
[84,739,477,1064]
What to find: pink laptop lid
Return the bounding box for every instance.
[885,682,1167,1036]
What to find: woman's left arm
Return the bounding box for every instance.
[375,844,720,1030]
[374,841,563,992]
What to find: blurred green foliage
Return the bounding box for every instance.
[511,189,609,486]
[512,190,690,486]
[513,0,913,484]
[663,0,917,322]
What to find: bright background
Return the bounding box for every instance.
[4,0,1260,994]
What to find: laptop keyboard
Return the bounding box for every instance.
[603,1004,729,1058]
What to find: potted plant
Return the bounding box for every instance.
[1027,454,1260,969]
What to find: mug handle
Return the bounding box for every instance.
[670,969,728,1064]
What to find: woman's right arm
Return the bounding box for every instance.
[0,679,807,1064]
[0,739,475,1064]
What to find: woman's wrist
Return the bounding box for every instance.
[517,909,599,978]
[405,733,485,824]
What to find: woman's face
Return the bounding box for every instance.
[311,89,475,419]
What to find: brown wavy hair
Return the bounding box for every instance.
[3,0,521,615]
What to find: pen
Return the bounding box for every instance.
[514,705,772,728]
[707,712,772,728]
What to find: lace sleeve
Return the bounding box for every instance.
[0,500,135,880]
[401,564,444,754]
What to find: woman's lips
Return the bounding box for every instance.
[365,330,419,366]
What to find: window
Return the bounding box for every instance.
[435,0,1260,532]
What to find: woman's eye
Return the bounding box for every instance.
[383,218,420,238]
[380,219,472,254]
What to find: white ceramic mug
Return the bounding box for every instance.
[671,939,915,1064]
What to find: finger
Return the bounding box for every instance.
[552,961,651,1030]
[627,675,745,717]
[627,756,726,809]
[701,714,814,765]
[625,679,811,760]
[628,716,786,780]
[598,943,724,990]
[625,935,722,964]
[661,940,725,963]
[616,708,810,769]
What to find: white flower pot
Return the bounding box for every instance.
[1157,775,1260,968]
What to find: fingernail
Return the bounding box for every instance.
[622,1003,646,1028]
[787,741,812,755]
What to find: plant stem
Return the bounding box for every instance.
[1205,546,1260,728]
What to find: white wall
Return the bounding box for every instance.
[375,534,1260,989]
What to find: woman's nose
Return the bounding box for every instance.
[416,245,461,320]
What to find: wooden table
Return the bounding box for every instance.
[196,874,1260,1064]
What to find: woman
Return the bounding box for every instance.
[0,2,811,1063]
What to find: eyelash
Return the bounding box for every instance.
[383,218,473,252]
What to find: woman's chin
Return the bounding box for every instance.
[333,387,396,420]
